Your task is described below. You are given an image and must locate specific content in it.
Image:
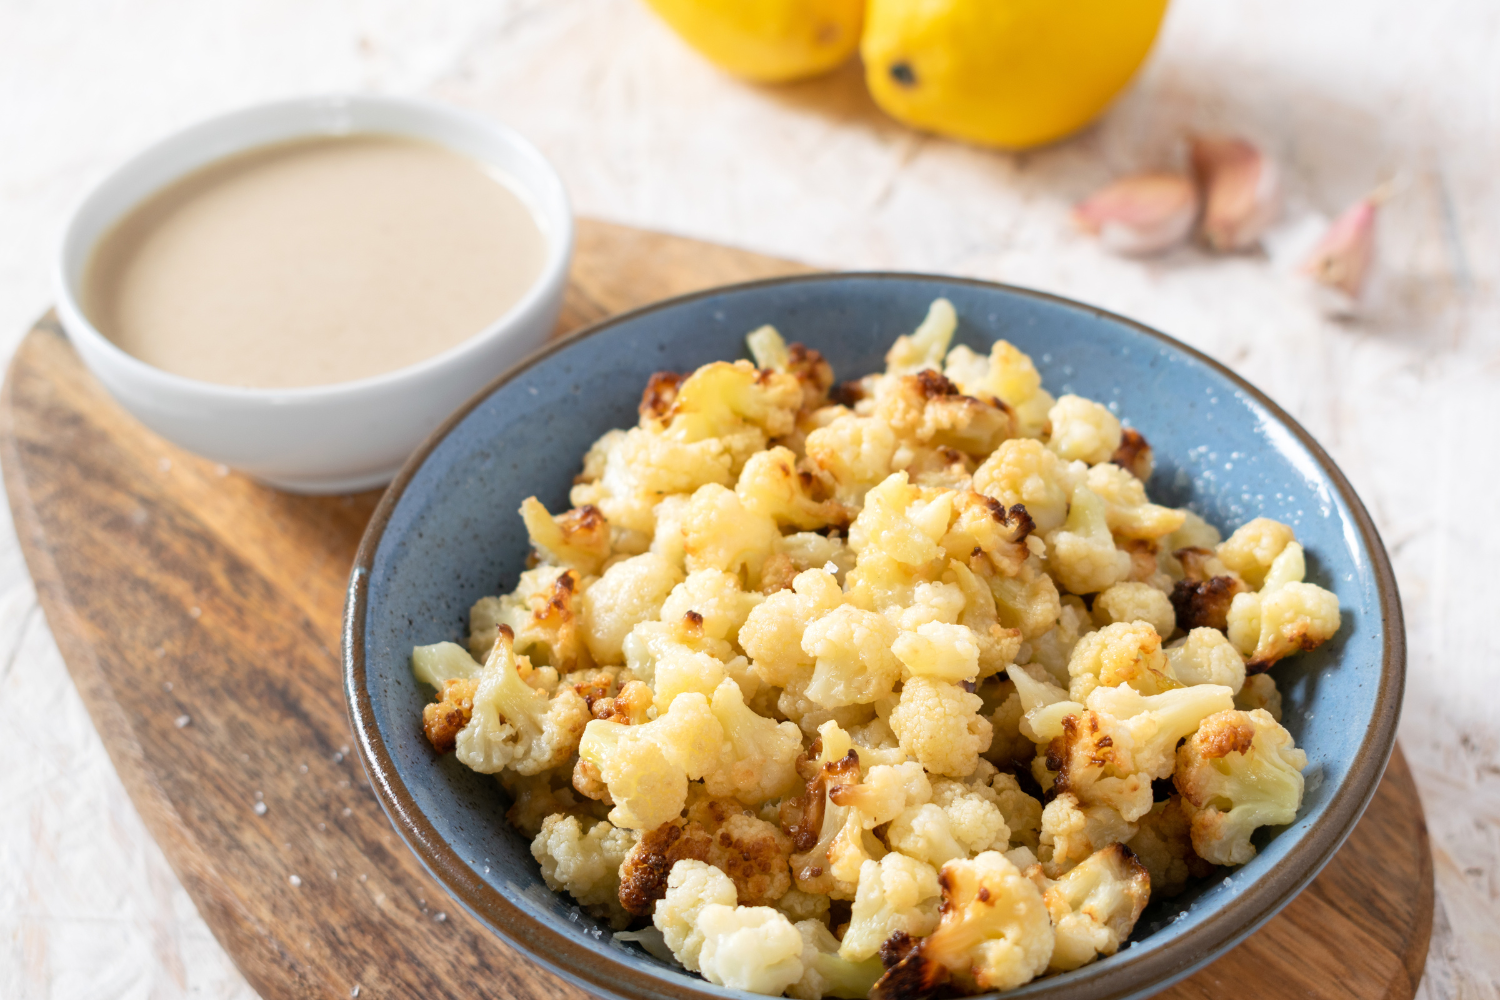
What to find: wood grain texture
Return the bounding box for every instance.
[0,218,1430,1000]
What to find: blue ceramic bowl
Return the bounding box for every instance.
[345,275,1403,1000]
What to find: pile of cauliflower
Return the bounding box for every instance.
[411,299,1342,998]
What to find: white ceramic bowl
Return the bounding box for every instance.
[55,94,573,494]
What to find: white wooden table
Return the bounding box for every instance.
[1,0,1496,996]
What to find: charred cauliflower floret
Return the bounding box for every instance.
[1031,843,1150,971]
[971,438,1075,534]
[454,629,590,776]
[620,799,794,915]
[1111,427,1154,481]
[1169,546,1248,633]
[889,677,993,778]
[1092,582,1177,638]
[874,369,1013,459]
[880,851,1053,995]
[1126,796,1214,899]
[1047,395,1122,466]
[1226,541,1342,670]
[569,425,735,535]
[790,918,886,1000]
[519,497,612,576]
[840,853,943,962]
[470,564,590,670]
[579,552,684,665]
[745,325,835,416]
[943,338,1056,440]
[1174,708,1307,865]
[530,813,637,929]
[737,446,847,531]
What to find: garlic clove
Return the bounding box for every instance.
[1072,174,1200,256]
[1191,135,1280,251]
[1300,197,1378,300]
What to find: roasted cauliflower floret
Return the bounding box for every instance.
[470,565,590,670]
[1047,395,1122,466]
[1085,462,1186,541]
[1174,708,1307,865]
[971,438,1075,534]
[1092,582,1176,638]
[1047,484,1132,596]
[940,491,1035,578]
[422,677,480,753]
[1235,672,1283,721]
[1032,843,1151,971]
[790,918,886,1000]
[519,497,612,576]
[745,325,835,414]
[887,775,1012,866]
[840,853,943,962]
[1126,796,1213,898]
[889,677,993,778]
[737,446,846,531]
[1027,595,1095,684]
[1166,627,1246,694]
[1037,792,1138,878]
[892,621,982,684]
[654,860,740,973]
[991,772,1044,851]
[1226,541,1342,670]
[703,678,803,805]
[1067,620,1176,701]
[828,761,932,829]
[577,691,724,830]
[873,369,1012,459]
[784,750,868,899]
[848,472,952,571]
[804,414,899,505]
[943,338,1056,439]
[681,483,781,583]
[579,553,684,665]
[659,568,763,650]
[882,851,1053,994]
[454,629,590,776]
[803,605,904,707]
[569,425,734,535]
[530,813,637,929]
[1216,517,1297,589]
[1111,427,1154,481]
[740,568,845,687]
[985,555,1063,641]
[885,298,958,375]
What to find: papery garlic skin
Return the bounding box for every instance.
[1191,135,1280,252]
[1300,198,1377,301]
[1073,174,1199,256]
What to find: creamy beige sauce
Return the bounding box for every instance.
[84,133,547,389]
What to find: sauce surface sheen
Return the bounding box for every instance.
[84,133,547,389]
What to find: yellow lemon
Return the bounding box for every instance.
[861,0,1170,149]
[641,0,865,83]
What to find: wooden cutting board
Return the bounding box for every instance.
[1,218,1431,1000]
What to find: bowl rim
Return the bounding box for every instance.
[53,92,575,402]
[343,272,1405,1000]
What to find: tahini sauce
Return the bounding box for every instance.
[84,134,547,389]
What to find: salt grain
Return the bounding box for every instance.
[162,681,173,691]
[215,464,229,477]
[359,874,368,882]
[189,606,201,618]
[174,714,190,728]
[299,764,308,774]
[289,875,302,887]
[342,808,352,818]
[318,822,326,831]
[158,458,172,472]
[254,802,268,816]
[333,752,344,763]
[435,912,447,923]
[351,987,361,998]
